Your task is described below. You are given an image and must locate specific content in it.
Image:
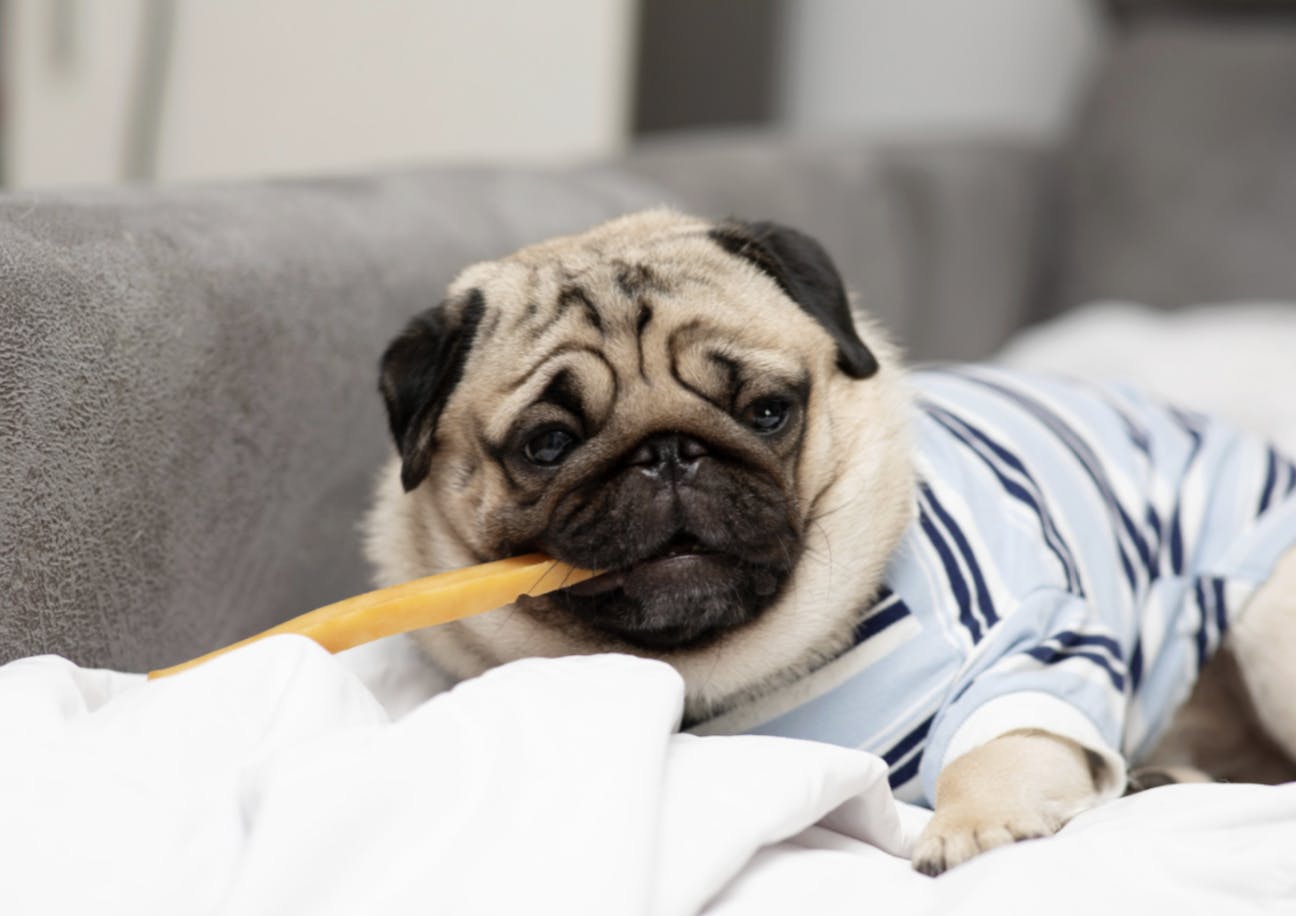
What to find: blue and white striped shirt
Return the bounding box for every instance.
[697,366,1296,805]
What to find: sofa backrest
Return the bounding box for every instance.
[0,168,670,669]
[624,134,1053,362]
[1051,15,1296,314]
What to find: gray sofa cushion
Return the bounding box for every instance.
[625,133,1052,361]
[0,168,671,669]
[1052,18,1296,314]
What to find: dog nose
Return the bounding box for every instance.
[628,432,708,481]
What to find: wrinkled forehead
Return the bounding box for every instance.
[452,220,735,309]
[450,223,825,345]
[444,228,829,441]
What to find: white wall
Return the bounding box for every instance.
[779,0,1107,140]
[4,0,1105,189]
[5,0,144,187]
[4,0,636,188]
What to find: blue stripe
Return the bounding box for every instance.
[1050,630,1124,659]
[1129,639,1144,690]
[1168,510,1185,576]
[1212,577,1229,637]
[1027,629,1128,693]
[1142,506,1162,579]
[1026,646,1126,692]
[852,592,911,645]
[921,483,999,630]
[1115,537,1138,596]
[887,752,922,790]
[954,371,1150,592]
[1097,390,1152,456]
[1193,578,1212,670]
[1170,406,1208,436]
[975,374,1155,577]
[1258,447,1278,516]
[882,714,935,767]
[922,403,1086,596]
[918,504,981,643]
[1286,460,1296,497]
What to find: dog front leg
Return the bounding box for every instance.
[912,728,1110,875]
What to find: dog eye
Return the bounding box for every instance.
[743,397,791,434]
[523,428,578,466]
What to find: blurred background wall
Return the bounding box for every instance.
[0,0,1104,188]
[776,0,1103,139]
[1,0,638,187]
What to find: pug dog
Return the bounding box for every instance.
[364,209,1296,874]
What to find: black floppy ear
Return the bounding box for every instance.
[709,220,878,379]
[379,289,486,491]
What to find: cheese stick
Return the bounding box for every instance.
[148,554,596,679]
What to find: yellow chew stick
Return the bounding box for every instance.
[148,554,595,680]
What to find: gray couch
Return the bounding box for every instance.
[5,12,1296,671]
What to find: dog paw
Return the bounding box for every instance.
[911,807,1056,876]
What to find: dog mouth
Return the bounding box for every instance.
[548,534,784,651]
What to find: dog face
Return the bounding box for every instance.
[365,210,915,717]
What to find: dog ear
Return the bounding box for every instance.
[379,289,486,491]
[709,220,878,379]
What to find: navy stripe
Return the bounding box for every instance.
[1212,577,1229,637]
[1170,406,1208,437]
[1168,511,1185,576]
[887,752,922,790]
[1129,639,1144,690]
[1144,506,1162,541]
[974,374,1155,575]
[1286,460,1296,496]
[1026,646,1125,692]
[1020,377,1154,583]
[853,593,911,645]
[922,403,1086,596]
[1028,629,1128,693]
[918,504,981,643]
[921,483,999,629]
[1050,630,1124,659]
[1114,538,1139,596]
[1142,506,1162,579]
[927,406,1078,572]
[882,714,935,767]
[1193,578,1212,670]
[1258,447,1278,516]
[954,371,1150,592]
[1097,390,1152,456]
[944,676,977,709]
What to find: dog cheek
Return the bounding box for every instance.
[438,467,549,561]
[688,497,800,570]
[479,506,553,559]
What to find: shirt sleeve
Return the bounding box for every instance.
[918,587,1130,806]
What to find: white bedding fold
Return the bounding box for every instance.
[11,635,1288,915]
[0,639,914,916]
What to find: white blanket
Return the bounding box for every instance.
[2,641,920,915]
[6,302,1296,914]
[6,640,1294,915]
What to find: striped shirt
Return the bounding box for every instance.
[694,366,1296,806]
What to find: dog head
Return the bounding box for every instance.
[365,210,914,716]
